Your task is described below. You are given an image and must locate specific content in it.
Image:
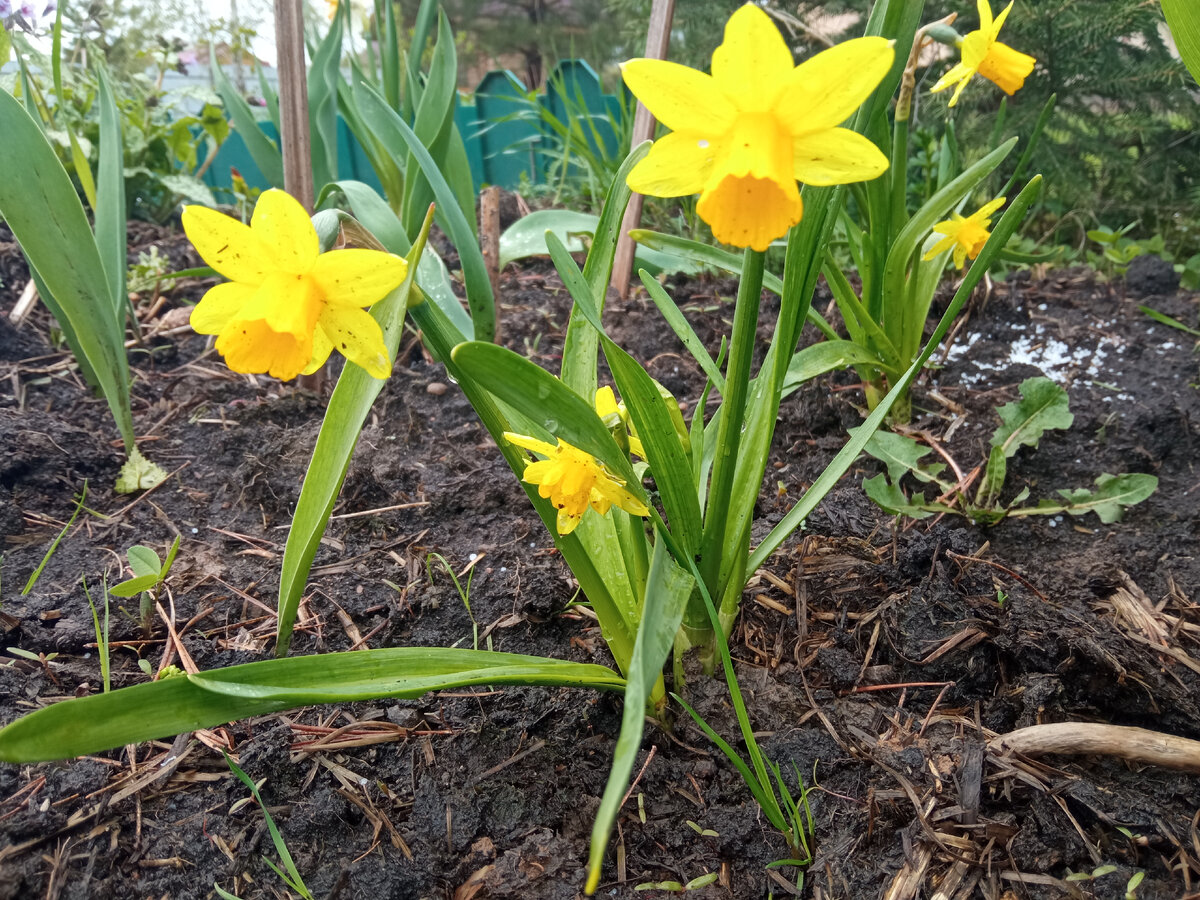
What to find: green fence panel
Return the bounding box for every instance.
[200,61,627,199]
[472,69,538,189]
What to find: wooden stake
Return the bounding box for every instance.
[275,0,323,389]
[274,0,314,212]
[611,0,675,300]
[480,186,503,343]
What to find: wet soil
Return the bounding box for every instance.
[0,221,1198,899]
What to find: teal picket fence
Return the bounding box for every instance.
[200,60,628,200]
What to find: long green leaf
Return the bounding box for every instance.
[559,142,648,397]
[0,91,135,451]
[275,210,431,655]
[401,10,460,236]
[413,299,637,672]
[356,85,493,341]
[95,67,128,330]
[0,649,624,763]
[307,2,345,187]
[450,341,643,494]
[782,340,885,394]
[546,232,702,555]
[212,58,285,189]
[638,272,725,394]
[585,539,693,894]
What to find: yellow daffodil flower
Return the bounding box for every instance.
[505,432,650,536]
[182,189,408,381]
[923,196,1006,269]
[931,0,1035,107]
[621,3,894,252]
[595,386,645,458]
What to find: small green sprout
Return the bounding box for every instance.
[634,872,719,892]
[110,536,181,631]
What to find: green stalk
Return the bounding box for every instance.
[694,248,765,630]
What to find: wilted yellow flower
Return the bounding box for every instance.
[595,386,645,458]
[621,3,893,252]
[923,196,1006,268]
[505,432,650,536]
[931,0,1035,107]
[183,189,407,381]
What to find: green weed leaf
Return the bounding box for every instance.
[990,377,1073,456]
[127,545,162,578]
[855,428,943,485]
[980,376,1072,506]
[862,474,936,519]
[1055,473,1158,524]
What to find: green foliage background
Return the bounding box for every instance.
[441,0,1200,256]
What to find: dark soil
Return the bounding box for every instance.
[1,222,1198,900]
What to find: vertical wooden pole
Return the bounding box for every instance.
[480,185,503,343]
[611,0,675,300]
[274,0,314,212]
[275,0,322,389]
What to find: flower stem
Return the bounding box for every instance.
[693,248,766,631]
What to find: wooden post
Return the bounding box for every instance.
[275,0,321,389]
[611,0,675,300]
[274,0,314,212]
[480,186,503,343]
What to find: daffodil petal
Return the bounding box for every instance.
[931,62,973,95]
[595,387,619,418]
[776,37,895,133]
[556,508,582,535]
[792,128,888,187]
[991,0,1014,37]
[710,4,793,110]
[976,196,1007,219]
[215,319,312,381]
[977,0,994,33]
[318,304,391,379]
[505,433,559,458]
[592,475,649,517]
[302,322,334,375]
[948,73,973,108]
[978,41,1035,94]
[181,205,272,284]
[626,131,717,197]
[250,189,320,275]
[310,248,409,308]
[620,59,736,134]
[922,233,957,261]
[190,281,256,334]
